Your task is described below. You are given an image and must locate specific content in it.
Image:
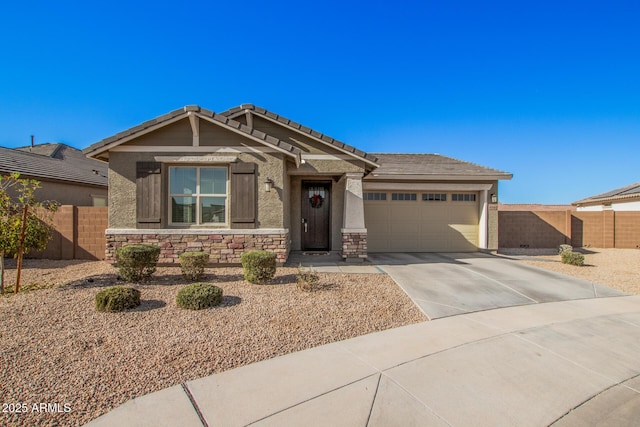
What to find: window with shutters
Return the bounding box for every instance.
[169,166,228,225]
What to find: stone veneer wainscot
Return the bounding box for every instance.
[105,229,290,264]
[341,229,367,262]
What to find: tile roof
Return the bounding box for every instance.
[368,153,512,178]
[0,144,108,187]
[220,104,379,165]
[83,106,302,165]
[573,182,640,205]
[15,143,62,158]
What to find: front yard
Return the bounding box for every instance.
[502,248,640,295]
[0,261,426,427]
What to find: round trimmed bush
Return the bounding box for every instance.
[95,286,141,312]
[115,244,160,283]
[561,251,585,266]
[176,283,223,310]
[241,250,276,284]
[179,251,209,281]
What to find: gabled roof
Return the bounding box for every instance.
[0,144,108,187]
[15,142,63,158]
[83,106,303,166]
[573,182,640,206]
[221,104,379,167]
[366,153,512,180]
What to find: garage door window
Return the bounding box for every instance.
[364,192,387,201]
[452,193,476,202]
[422,193,447,201]
[391,193,417,201]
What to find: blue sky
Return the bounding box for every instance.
[1,0,638,204]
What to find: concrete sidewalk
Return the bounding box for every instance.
[87,296,640,427]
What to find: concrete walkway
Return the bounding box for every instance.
[285,251,384,274]
[368,252,626,319]
[87,296,640,427]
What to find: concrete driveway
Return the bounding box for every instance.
[368,252,626,319]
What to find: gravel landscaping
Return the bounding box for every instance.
[500,248,640,295]
[0,260,426,427]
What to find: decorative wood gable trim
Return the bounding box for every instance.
[194,112,301,167]
[228,109,379,168]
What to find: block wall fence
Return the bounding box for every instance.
[499,210,640,249]
[32,206,109,260]
[31,206,640,261]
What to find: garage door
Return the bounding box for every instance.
[364,191,479,252]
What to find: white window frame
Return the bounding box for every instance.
[91,194,108,206]
[168,166,229,226]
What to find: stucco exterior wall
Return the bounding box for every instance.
[26,180,107,206]
[576,200,640,212]
[293,159,365,175]
[108,150,286,229]
[243,152,285,228]
[108,151,154,228]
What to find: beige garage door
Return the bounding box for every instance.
[364,192,479,252]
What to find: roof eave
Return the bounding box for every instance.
[365,173,513,181]
[225,106,379,167]
[572,193,640,206]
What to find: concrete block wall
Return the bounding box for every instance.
[614,212,640,248]
[498,211,570,248]
[31,206,108,260]
[76,207,109,259]
[500,210,640,249]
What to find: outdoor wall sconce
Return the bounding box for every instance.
[491,193,498,203]
[264,178,274,192]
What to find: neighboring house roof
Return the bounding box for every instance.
[367,153,512,180]
[221,104,379,166]
[573,182,640,206]
[0,143,108,187]
[83,106,303,166]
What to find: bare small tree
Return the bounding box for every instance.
[0,173,58,294]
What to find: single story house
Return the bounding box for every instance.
[83,105,512,263]
[573,182,640,211]
[0,143,108,206]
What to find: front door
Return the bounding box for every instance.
[301,181,331,251]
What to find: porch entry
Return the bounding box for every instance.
[301,181,331,251]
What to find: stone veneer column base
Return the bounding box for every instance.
[105,229,290,265]
[341,229,367,263]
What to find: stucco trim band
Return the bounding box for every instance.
[106,228,289,235]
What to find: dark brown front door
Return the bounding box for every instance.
[301,181,331,251]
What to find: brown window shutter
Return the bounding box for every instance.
[230,163,256,229]
[136,161,162,229]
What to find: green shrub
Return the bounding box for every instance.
[176,283,223,310]
[561,251,585,266]
[241,250,277,284]
[558,244,573,254]
[115,244,160,282]
[95,286,141,312]
[179,252,209,281]
[296,265,320,292]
